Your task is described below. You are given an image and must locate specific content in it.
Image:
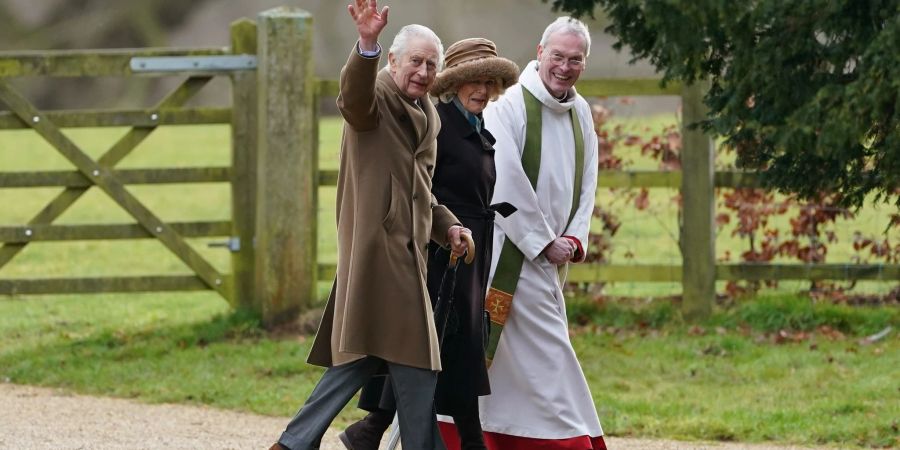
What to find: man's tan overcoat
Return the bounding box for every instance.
[307,47,459,371]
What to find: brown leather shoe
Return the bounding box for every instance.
[268,443,288,450]
[338,410,393,450]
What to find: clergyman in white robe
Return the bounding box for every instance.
[479,58,604,443]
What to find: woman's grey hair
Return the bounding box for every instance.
[388,24,445,70]
[438,78,505,104]
[539,17,591,57]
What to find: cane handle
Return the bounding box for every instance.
[449,233,476,266]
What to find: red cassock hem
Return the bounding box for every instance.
[439,421,607,450]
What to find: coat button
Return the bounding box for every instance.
[412,193,419,200]
[407,240,415,251]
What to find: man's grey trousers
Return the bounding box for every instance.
[277,356,446,450]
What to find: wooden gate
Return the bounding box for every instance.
[0,7,318,327]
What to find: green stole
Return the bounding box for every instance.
[485,87,585,366]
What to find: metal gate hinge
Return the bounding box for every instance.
[208,237,241,252]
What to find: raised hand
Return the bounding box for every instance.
[347,0,389,51]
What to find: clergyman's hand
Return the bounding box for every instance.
[447,225,472,259]
[542,237,575,265]
[347,0,389,51]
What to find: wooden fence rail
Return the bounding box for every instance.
[0,221,230,242]
[565,263,900,283]
[0,47,229,77]
[1,6,896,325]
[0,107,230,129]
[0,168,230,188]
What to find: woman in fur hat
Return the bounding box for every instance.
[339,38,518,450]
[427,37,518,450]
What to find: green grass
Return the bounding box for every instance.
[567,293,898,336]
[0,292,368,424]
[568,283,900,448]
[567,294,900,448]
[1,118,899,447]
[579,329,898,448]
[1,292,896,448]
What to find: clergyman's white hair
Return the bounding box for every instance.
[539,16,591,57]
[388,24,444,70]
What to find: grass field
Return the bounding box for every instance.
[0,291,896,448]
[1,118,898,448]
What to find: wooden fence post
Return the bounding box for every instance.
[255,7,317,327]
[680,82,715,320]
[229,18,258,312]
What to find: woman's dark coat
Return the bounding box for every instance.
[428,100,497,414]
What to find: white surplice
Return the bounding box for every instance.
[477,59,603,440]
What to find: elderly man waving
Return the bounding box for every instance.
[268,1,470,449]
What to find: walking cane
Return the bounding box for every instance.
[385,233,475,449]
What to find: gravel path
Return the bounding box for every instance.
[0,383,829,450]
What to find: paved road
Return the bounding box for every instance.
[0,383,828,450]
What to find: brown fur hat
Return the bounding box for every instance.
[430,38,519,97]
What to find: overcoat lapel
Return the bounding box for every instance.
[415,99,439,155]
[401,99,426,146]
[398,95,438,155]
